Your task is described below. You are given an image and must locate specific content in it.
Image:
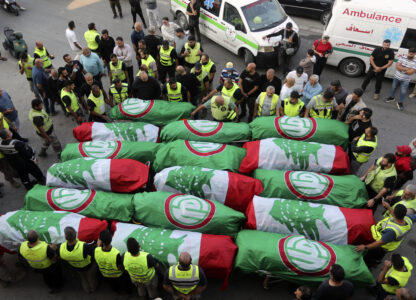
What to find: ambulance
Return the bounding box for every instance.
[324,0,416,81]
[170,0,299,66]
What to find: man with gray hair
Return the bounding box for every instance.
[80,47,105,86]
[385,184,416,216]
[254,85,280,118]
[144,26,162,62]
[144,0,161,29]
[302,74,322,105]
[396,287,416,300]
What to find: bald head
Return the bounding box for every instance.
[27,230,39,244]
[85,73,93,85]
[247,63,256,73]
[35,41,43,49]
[139,71,149,82]
[215,96,225,106]
[179,252,192,268]
[134,22,142,32]
[34,58,44,68]
[176,65,185,75]
[397,287,416,300]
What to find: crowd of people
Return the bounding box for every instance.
[0,0,416,299]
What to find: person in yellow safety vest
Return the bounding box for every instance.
[202,78,244,105]
[191,62,210,95]
[57,227,97,293]
[361,153,397,213]
[87,84,111,122]
[33,40,54,71]
[384,184,416,217]
[140,49,158,78]
[19,230,63,293]
[109,54,129,85]
[109,78,131,104]
[159,40,178,84]
[84,23,101,53]
[200,54,216,86]
[61,80,83,124]
[254,86,280,118]
[162,79,190,102]
[377,253,413,299]
[163,252,207,299]
[191,95,238,122]
[355,203,416,267]
[280,90,306,118]
[123,237,159,299]
[29,99,62,159]
[19,53,37,96]
[305,90,341,119]
[95,229,130,293]
[181,35,203,70]
[350,126,378,175]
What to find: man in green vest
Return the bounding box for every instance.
[202,78,244,105]
[181,35,203,70]
[19,230,63,293]
[190,62,209,96]
[254,86,280,118]
[385,184,416,217]
[29,99,62,159]
[279,90,305,117]
[355,203,416,267]
[162,78,190,102]
[140,49,158,78]
[123,237,159,299]
[19,53,37,97]
[84,23,101,53]
[87,84,112,122]
[376,253,413,299]
[200,54,216,87]
[109,54,129,85]
[361,153,397,213]
[163,252,207,300]
[350,126,378,175]
[191,95,238,122]
[305,90,341,119]
[109,78,131,104]
[159,40,177,84]
[95,229,129,292]
[60,80,84,124]
[57,227,97,293]
[33,41,54,71]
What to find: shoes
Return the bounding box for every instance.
[113,15,117,19]
[49,112,58,116]
[409,93,416,98]
[120,14,123,18]
[397,102,404,111]
[19,6,26,10]
[0,182,4,188]
[385,97,395,103]
[38,148,48,157]
[0,57,7,61]
[0,191,3,198]
[11,181,20,188]
[373,93,380,100]
[21,138,29,142]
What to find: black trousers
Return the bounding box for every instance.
[109,0,122,16]
[102,271,132,293]
[38,263,64,290]
[126,66,134,84]
[131,6,147,28]
[240,96,256,122]
[361,68,387,94]
[189,19,201,42]
[8,158,45,190]
[313,55,328,76]
[364,247,387,269]
[159,65,175,84]
[279,51,291,75]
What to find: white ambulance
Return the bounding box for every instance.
[324,0,416,80]
[170,0,299,66]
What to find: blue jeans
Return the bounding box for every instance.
[389,78,410,103]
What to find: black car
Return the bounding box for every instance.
[278,0,334,24]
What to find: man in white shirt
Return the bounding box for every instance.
[161,17,179,42]
[286,66,308,95]
[65,21,82,60]
[113,37,134,83]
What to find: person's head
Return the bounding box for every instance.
[330,79,341,92]
[266,68,275,80]
[31,99,43,110]
[63,54,73,65]
[99,229,112,246]
[50,68,58,79]
[68,20,75,30]
[91,84,101,97]
[138,39,146,49]
[176,65,185,75]
[175,28,184,37]
[169,78,178,89]
[58,67,68,77]
[0,90,2,98]
[194,62,202,74]
[382,39,391,50]
[0,128,12,141]
[178,252,192,269]
[329,264,345,283]
[141,48,150,59]
[403,184,416,201]
[20,53,28,62]
[82,47,91,57]
[110,53,118,64]
[309,75,319,86]
[294,286,312,300]
[322,35,330,44]
[286,22,293,31]
[396,287,416,300]
[134,22,142,32]
[27,230,39,244]
[246,63,256,73]
[381,153,396,168]
[361,107,372,120]
[201,54,210,65]
[396,145,412,157]
[296,66,304,77]
[214,96,225,106]
[322,90,334,102]
[148,26,156,35]
[408,48,416,60]
[365,126,378,138]
[286,76,295,87]
[162,40,170,50]
[290,91,300,103]
[64,226,77,243]
[139,71,149,82]
[113,78,122,88]
[187,35,196,47]
[101,29,109,39]
[162,17,169,27]
[223,78,233,90]
[88,22,96,31]
[85,73,93,85]
[394,204,408,220]
[307,49,314,57]
[35,40,43,49]
[116,36,124,48]
[126,237,140,255]
[391,253,405,270]
[64,80,75,90]
[351,88,364,101]
[34,58,44,68]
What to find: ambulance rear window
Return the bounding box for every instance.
[400,28,416,49]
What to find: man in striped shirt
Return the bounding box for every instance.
[385,48,416,111]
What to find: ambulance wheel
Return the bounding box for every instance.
[339,58,364,77]
[177,12,188,30]
[243,49,254,64]
[320,10,331,24]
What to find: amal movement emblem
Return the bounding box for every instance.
[285,171,334,200]
[47,188,96,213]
[275,116,317,140]
[185,141,226,156]
[164,194,216,229]
[184,120,223,136]
[119,99,154,118]
[79,141,122,159]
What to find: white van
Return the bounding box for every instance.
[324,0,416,81]
[170,0,299,66]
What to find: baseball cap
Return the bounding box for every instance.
[225,62,234,70]
[286,22,293,29]
[194,62,202,71]
[175,28,184,33]
[296,66,304,74]
[396,145,412,155]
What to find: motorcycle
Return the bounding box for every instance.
[2,27,27,59]
[1,0,20,16]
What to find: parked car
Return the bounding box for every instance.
[278,0,333,24]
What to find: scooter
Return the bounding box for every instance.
[1,0,20,16]
[2,27,27,58]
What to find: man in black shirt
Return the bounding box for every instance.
[132,72,161,99]
[186,0,201,42]
[239,63,261,122]
[361,39,395,100]
[63,54,86,95]
[144,26,161,62]
[313,264,354,300]
[79,73,107,111]
[99,30,116,72]
[260,68,281,94]
[47,69,66,114]
[346,107,373,141]
[176,65,200,106]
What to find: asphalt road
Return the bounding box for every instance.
[0,0,415,299]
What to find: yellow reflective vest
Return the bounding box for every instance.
[19,55,34,79]
[221,83,239,104]
[384,190,416,218]
[257,92,279,116]
[168,264,200,295]
[382,256,413,294]
[371,216,413,251]
[353,134,378,163]
[20,241,53,269]
[88,91,105,115]
[109,60,126,81]
[123,251,156,283]
[365,157,397,193]
[166,82,183,102]
[160,46,175,67]
[59,240,91,269]
[33,47,52,68]
[191,68,208,92]
[141,55,156,77]
[110,83,129,104]
[84,30,100,51]
[29,108,53,134]
[283,97,304,117]
[201,59,214,76]
[95,247,123,278]
[310,94,334,119]
[61,89,80,113]
[184,42,201,65]
[211,95,232,121]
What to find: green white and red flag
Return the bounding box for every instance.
[239,138,350,175]
[160,120,251,143]
[154,166,264,212]
[0,210,107,253]
[24,185,134,222]
[253,169,368,208]
[61,141,161,163]
[46,158,149,193]
[73,122,160,143]
[250,116,349,149]
[132,192,245,236]
[234,230,374,286]
[109,98,195,126]
[153,140,246,173]
[245,196,375,245]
